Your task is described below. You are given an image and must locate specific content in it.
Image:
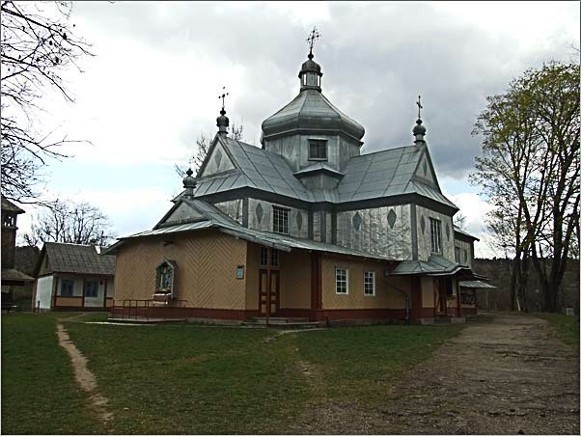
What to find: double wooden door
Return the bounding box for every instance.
[259,269,280,316]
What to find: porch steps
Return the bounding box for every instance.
[417,317,466,325]
[107,317,187,324]
[243,317,323,329]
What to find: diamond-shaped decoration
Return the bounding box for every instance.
[215,149,223,168]
[296,211,303,231]
[420,215,426,234]
[353,212,362,231]
[387,209,397,229]
[423,160,427,175]
[255,203,263,223]
[446,223,450,241]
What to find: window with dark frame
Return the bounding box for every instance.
[455,246,461,263]
[430,218,442,254]
[272,206,289,234]
[364,271,376,296]
[84,280,99,298]
[259,247,279,268]
[308,139,328,160]
[336,268,348,294]
[60,279,74,297]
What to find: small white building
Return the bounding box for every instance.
[33,242,115,311]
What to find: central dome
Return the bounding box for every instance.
[261,89,365,141]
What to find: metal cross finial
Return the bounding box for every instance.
[416,95,423,119]
[306,27,320,56]
[218,86,229,111]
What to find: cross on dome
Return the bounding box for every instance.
[306,27,320,58]
[416,95,423,119]
[218,86,229,112]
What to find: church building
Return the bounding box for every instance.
[107,39,491,324]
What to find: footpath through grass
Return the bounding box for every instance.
[2,314,462,434]
[1,313,107,435]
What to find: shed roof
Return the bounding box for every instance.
[41,242,116,276]
[389,255,471,277]
[1,197,25,214]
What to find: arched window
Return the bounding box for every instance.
[155,260,177,297]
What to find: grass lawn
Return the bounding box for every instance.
[1,313,107,435]
[2,313,462,434]
[539,313,580,351]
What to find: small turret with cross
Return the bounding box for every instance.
[216,86,230,135]
[413,95,427,144]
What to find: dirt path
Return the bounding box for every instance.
[56,323,114,426]
[292,313,579,435]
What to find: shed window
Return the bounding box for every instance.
[430,218,442,254]
[60,279,74,297]
[84,280,99,298]
[308,139,327,160]
[272,206,289,234]
[336,268,349,295]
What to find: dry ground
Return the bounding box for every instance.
[290,313,580,435]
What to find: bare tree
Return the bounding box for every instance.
[176,123,244,177]
[23,199,114,246]
[1,1,92,202]
[453,213,467,229]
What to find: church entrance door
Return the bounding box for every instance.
[434,278,448,316]
[259,269,280,317]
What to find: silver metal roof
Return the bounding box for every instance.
[459,280,496,289]
[194,136,314,202]
[390,254,470,276]
[193,136,457,211]
[113,198,386,261]
[261,89,365,141]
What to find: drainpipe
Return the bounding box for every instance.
[386,282,410,323]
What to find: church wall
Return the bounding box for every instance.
[313,211,321,242]
[245,243,260,311]
[279,249,311,309]
[320,255,407,310]
[264,134,361,173]
[247,198,309,239]
[114,231,247,310]
[202,141,235,177]
[415,206,455,262]
[454,238,473,267]
[214,199,244,225]
[421,276,435,308]
[335,205,412,260]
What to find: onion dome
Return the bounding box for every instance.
[216,109,229,135]
[413,118,426,144]
[182,168,196,199]
[262,53,365,142]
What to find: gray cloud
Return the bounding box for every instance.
[74,1,579,180]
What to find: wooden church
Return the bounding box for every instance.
[106,37,492,324]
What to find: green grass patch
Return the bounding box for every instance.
[1,313,106,434]
[539,313,580,351]
[3,314,463,434]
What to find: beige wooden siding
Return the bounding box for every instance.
[115,231,247,309]
[321,255,407,309]
[421,277,434,307]
[245,243,260,311]
[279,250,311,309]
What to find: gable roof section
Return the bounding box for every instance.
[194,135,314,202]
[40,242,116,276]
[108,198,385,261]
[337,144,457,210]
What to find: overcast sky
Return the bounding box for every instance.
[17,1,580,258]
